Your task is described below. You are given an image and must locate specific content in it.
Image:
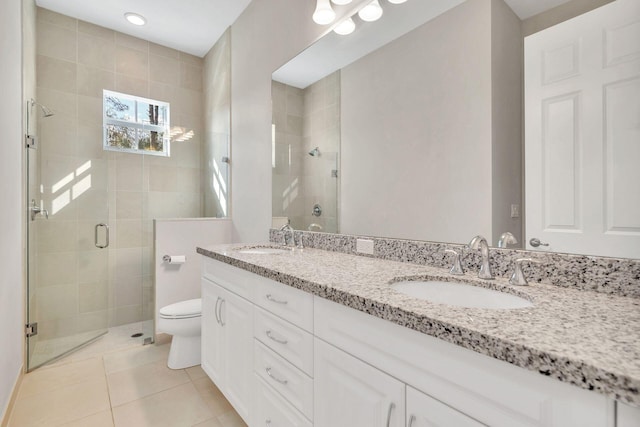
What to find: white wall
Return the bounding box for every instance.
[0,0,27,419]
[229,0,367,243]
[154,219,232,331]
[340,0,494,243]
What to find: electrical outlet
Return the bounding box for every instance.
[511,204,520,218]
[356,239,374,255]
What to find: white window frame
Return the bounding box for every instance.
[103,90,171,157]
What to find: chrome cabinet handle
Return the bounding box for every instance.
[214,297,221,324]
[408,414,416,427]
[266,294,288,305]
[219,299,226,326]
[529,238,549,247]
[265,367,288,385]
[386,402,395,427]
[94,223,109,248]
[266,330,288,345]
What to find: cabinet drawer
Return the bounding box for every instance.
[254,340,313,420]
[253,375,312,427]
[253,279,313,332]
[254,307,314,377]
[203,258,255,301]
[407,386,485,427]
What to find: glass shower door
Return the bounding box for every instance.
[26,101,110,370]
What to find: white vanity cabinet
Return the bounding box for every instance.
[201,275,254,422]
[314,297,615,427]
[314,338,405,427]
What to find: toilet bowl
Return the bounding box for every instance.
[158,298,202,369]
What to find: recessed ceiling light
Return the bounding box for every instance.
[124,12,146,26]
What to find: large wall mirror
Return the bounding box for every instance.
[271,0,640,259]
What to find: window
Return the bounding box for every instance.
[103,90,170,156]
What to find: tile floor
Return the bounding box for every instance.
[8,326,247,427]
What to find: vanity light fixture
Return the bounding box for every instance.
[387,0,407,4]
[124,12,146,26]
[313,0,337,25]
[331,0,353,4]
[334,17,356,35]
[358,0,383,22]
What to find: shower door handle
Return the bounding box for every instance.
[29,199,48,221]
[95,223,110,248]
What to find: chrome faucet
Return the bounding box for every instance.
[497,232,518,248]
[279,223,295,247]
[468,235,494,279]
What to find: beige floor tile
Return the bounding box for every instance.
[107,359,190,406]
[185,365,208,381]
[193,418,224,427]
[58,410,114,427]
[217,411,248,427]
[103,343,170,374]
[18,357,105,399]
[192,377,234,417]
[112,383,213,427]
[9,377,110,427]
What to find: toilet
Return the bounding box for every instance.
[158,298,202,369]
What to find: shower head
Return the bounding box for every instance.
[30,98,54,118]
[308,147,320,157]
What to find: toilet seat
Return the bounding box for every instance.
[160,298,201,319]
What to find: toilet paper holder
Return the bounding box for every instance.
[163,255,186,264]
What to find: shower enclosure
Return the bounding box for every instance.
[26,97,112,369]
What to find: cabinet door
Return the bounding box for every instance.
[221,288,254,422]
[314,339,404,427]
[406,386,484,427]
[201,278,224,386]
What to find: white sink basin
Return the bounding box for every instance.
[391,280,533,309]
[235,246,292,255]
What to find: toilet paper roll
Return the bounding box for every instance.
[163,255,186,264]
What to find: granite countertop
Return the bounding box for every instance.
[197,244,640,406]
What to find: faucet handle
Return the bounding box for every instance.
[509,258,541,286]
[444,249,464,275]
[294,231,304,250]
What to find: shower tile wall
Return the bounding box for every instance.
[35,8,205,335]
[272,72,340,232]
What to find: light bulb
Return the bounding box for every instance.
[333,17,355,35]
[358,0,383,22]
[313,0,337,25]
[124,12,146,26]
[331,0,352,4]
[387,0,407,4]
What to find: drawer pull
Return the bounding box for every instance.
[386,402,395,427]
[265,367,288,385]
[408,414,416,427]
[266,330,288,345]
[266,294,288,305]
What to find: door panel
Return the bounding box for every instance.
[525,0,640,258]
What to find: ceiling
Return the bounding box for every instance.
[35,0,253,57]
[35,0,572,58]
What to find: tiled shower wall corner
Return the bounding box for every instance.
[35,7,205,334]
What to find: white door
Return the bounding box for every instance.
[406,386,484,427]
[314,339,404,427]
[201,279,224,385]
[525,0,640,258]
[220,288,254,423]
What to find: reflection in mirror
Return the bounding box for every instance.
[271,73,340,233]
[273,0,522,246]
[272,0,638,259]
